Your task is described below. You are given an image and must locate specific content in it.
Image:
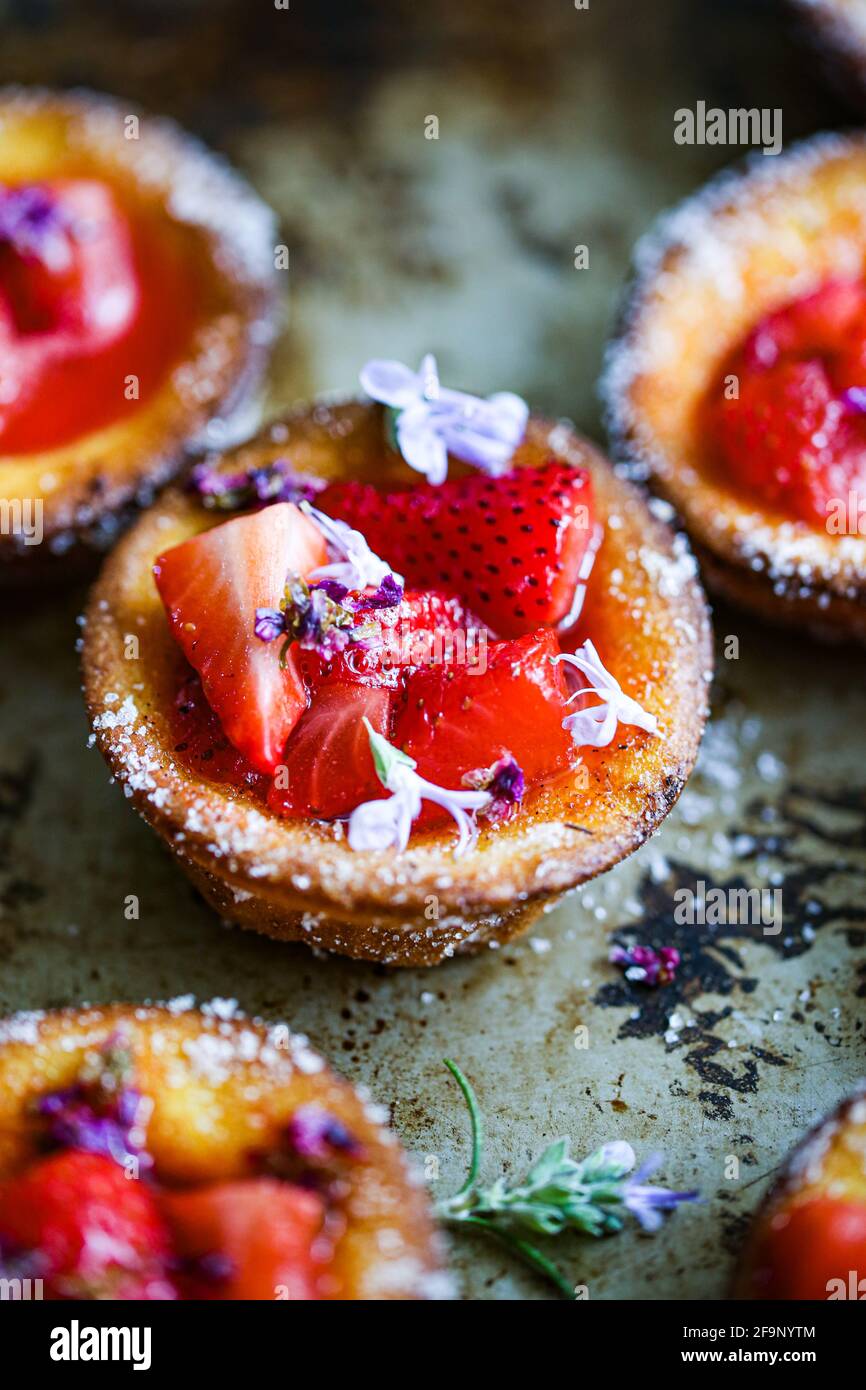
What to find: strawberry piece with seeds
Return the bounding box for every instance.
[0,1149,177,1300]
[154,502,328,774]
[274,589,487,819]
[299,588,486,692]
[317,461,596,636]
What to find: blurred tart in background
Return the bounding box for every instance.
[603,133,866,643]
[0,87,278,583]
[735,1083,866,1300]
[0,1001,447,1300]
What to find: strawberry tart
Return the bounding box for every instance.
[734,1082,866,1301]
[0,1001,446,1300]
[603,134,866,643]
[0,87,278,582]
[83,356,712,966]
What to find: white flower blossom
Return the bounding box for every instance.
[347,721,490,856]
[302,504,403,592]
[552,639,658,749]
[360,354,528,485]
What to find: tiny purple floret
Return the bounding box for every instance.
[364,572,404,609]
[609,943,680,987]
[286,1105,363,1161]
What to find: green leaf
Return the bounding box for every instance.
[363,718,415,787]
[523,1137,572,1189]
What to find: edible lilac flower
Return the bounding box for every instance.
[610,942,680,987]
[621,1152,699,1233]
[286,1106,363,1161]
[311,577,350,604]
[38,1089,148,1169]
[253,607,285,643]
[363,571,404,609]
[360,354,528,484]
[552,640,658,748]
[348,720,490,856]
[842,387,866,414]
[255,572,377,663]
[463,753,525,822]
[189,459,324,512]
[0,184,72,270]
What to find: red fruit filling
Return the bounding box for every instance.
[0,1150,178,1300]
[707,278,866,525]
[156,453,603,832]
[394,626,574,828]
[161,1179,325,1301]
[267,680,392,820]
[317,460,597,636]
[745,1196,866,1301]
[0,179,199,453]
[267,591,486,818]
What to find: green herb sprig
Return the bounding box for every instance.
[435,1059,699,1300]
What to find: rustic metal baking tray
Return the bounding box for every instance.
[1,0,863,1299]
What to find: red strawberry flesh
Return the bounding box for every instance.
[268,680,392,820]
[394,626,573,825]
[0,1149,177,1300]
[708,278,866,524]
[161,1177,324,1301]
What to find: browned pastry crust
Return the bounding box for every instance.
[732,1082,866,1298]
[0,1001,448,1299]
[82,399,712,966]
[0,86,279,583]
[602,133,866,643]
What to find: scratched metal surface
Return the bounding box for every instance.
[1,0,864,1300]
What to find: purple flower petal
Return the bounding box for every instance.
[254,607,285,643]
[364,572,404,609]
[609,942,680,987]
[310,577,350,604]
[0,185,71,269]
[286,1105,363,1160]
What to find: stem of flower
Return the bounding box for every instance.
[457,1215,577,1301]
[442,1058,483,1197]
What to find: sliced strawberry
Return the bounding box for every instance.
[0,1149,177,1300]
[744,279,866,369]
[268,681,391,819]
[710,356,866,524]
[299,588,486,692]
[154,503,328,774]
[161,1178,324,1301]
[0,180,140,446]
[317,461,596,636]
[710,278,866,524]
[744,1196,866,1300]
[394,626,573,824]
